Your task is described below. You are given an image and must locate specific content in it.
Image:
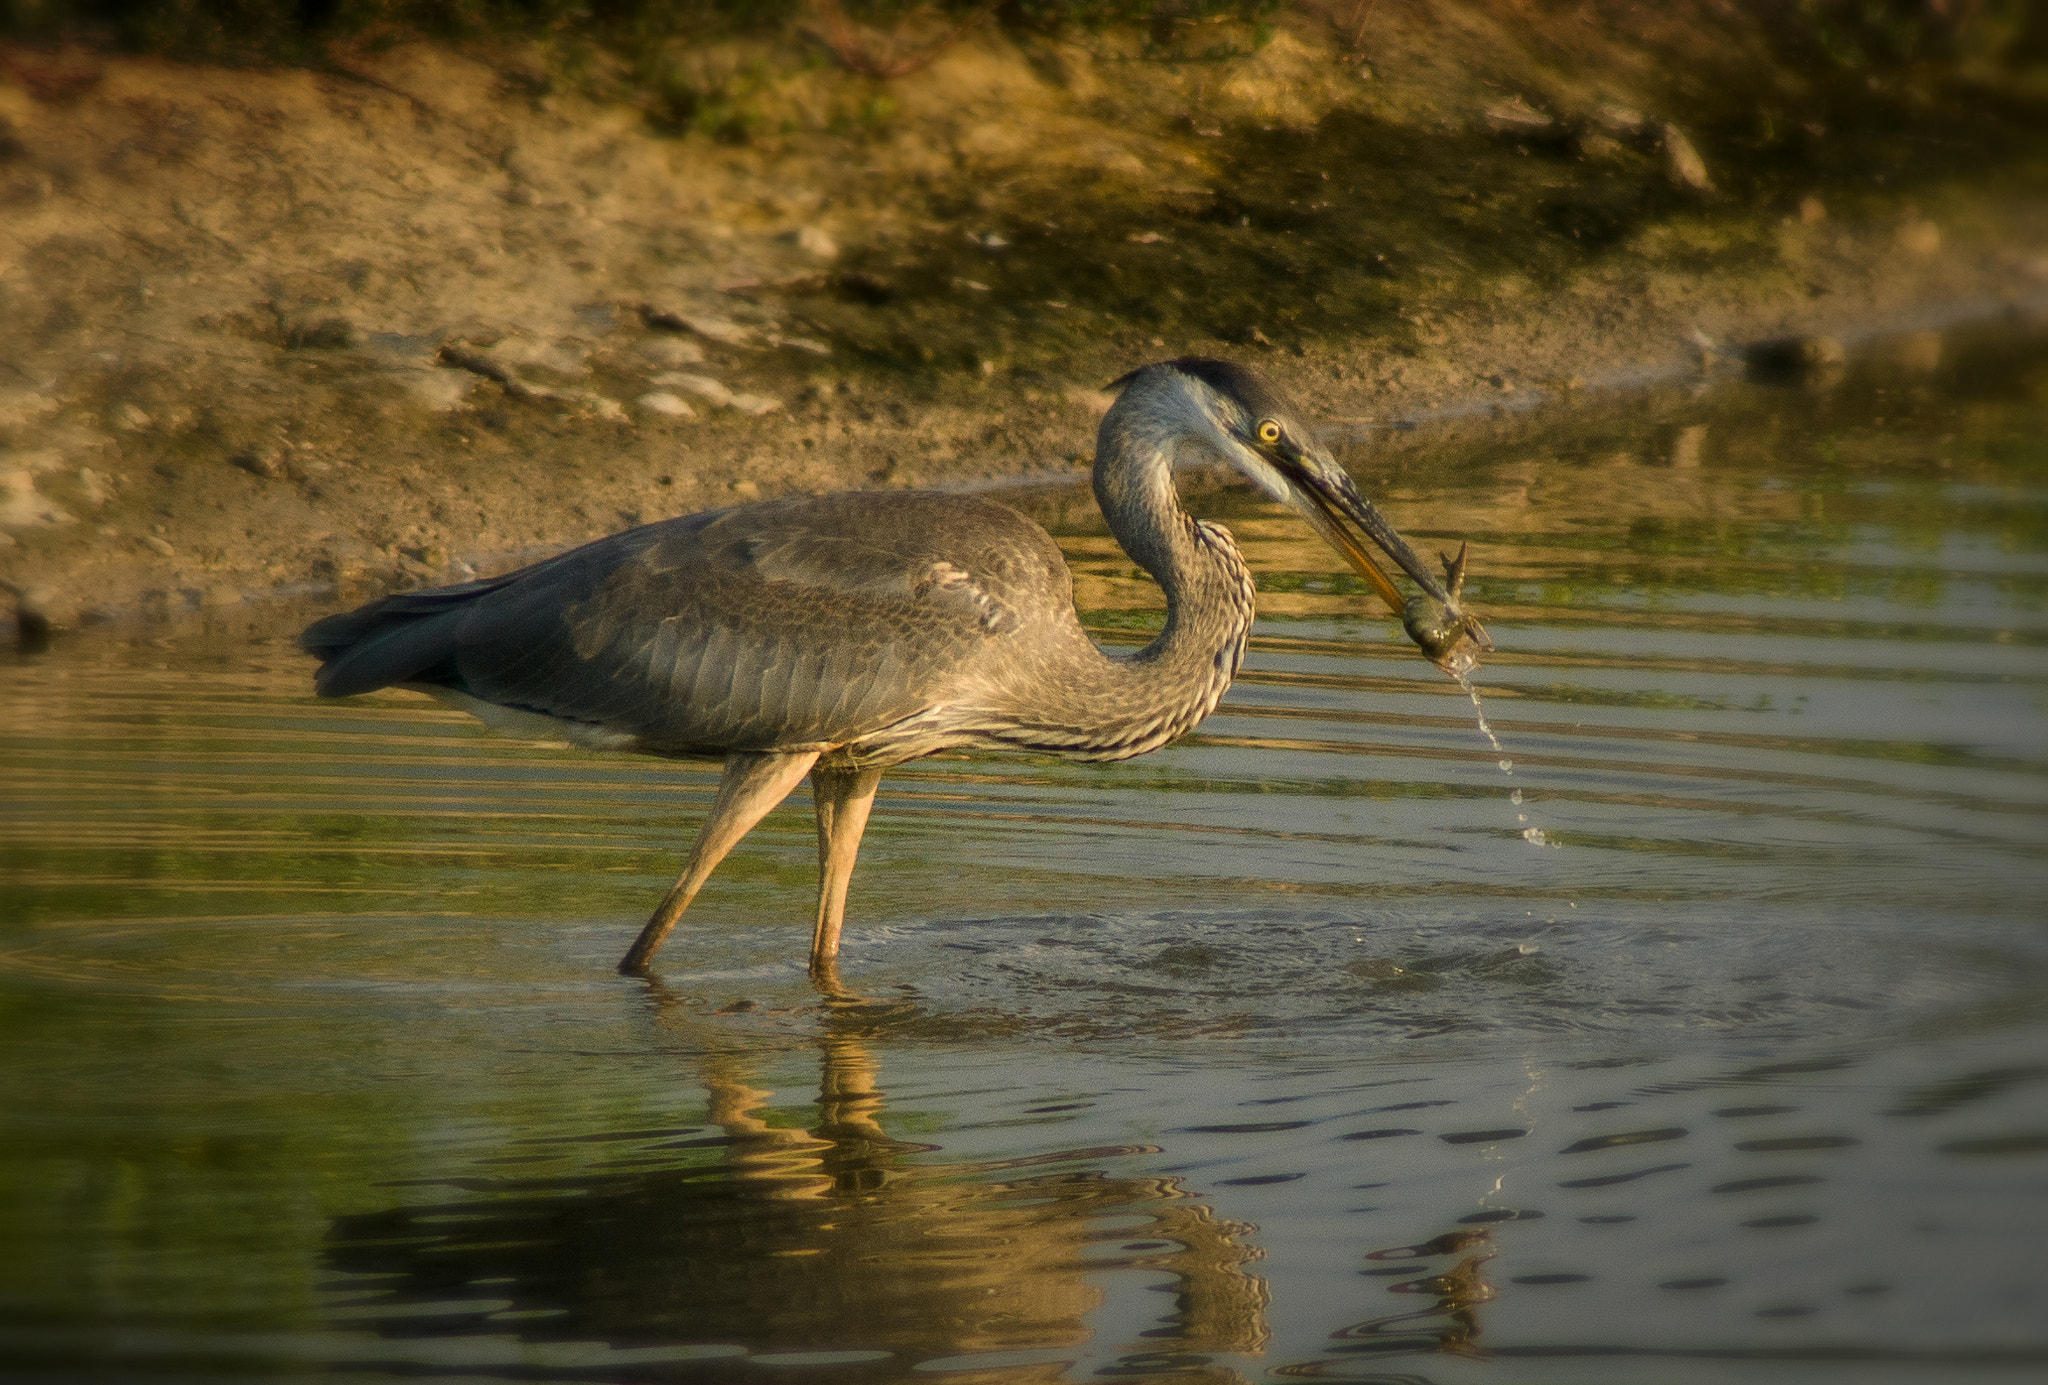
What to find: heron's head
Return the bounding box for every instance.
[1107,357,1491,672]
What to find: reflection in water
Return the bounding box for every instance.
[325,1006,1271,1379]
[1329,1233,1499,1363]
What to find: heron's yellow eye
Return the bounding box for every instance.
[1256,419,1282,445]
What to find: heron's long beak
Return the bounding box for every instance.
[1287,468,1452,618]
[1281,459,1493,674]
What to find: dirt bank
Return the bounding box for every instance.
[3,2,2046,637]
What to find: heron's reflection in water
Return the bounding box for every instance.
[1335,1235,1498,1360]
[324,1000,1270,1378]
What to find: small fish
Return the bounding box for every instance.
[1402,542,1493,676]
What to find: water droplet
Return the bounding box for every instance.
[1462,673,1557,851]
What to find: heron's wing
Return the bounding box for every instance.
[306,493,1071,753]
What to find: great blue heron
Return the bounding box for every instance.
[302,358,1488,979]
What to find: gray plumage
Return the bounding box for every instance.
[304,487,1240,765]
[302,358,1477,980]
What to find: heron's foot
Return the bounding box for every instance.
[808,956,868,1005]
[618,905,683,975]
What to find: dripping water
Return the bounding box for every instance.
[1455,671,1553,848]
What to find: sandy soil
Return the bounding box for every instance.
[2,3,2045,637]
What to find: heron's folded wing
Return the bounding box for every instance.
[300,524,687,700]
[448,497,1034,751]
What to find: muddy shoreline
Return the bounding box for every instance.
[3,7,2046,640]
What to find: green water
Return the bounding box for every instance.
[2,322,2045,1382]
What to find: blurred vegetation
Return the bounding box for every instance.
[0,0,1279,63]
[1783,0,2048,72]
[0,0,2040,75]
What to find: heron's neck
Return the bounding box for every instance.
[1072,408,1257,756]
[1093,407,1246,609]
[971,405,1254,761]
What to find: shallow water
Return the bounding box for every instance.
[3,324,2046,1383]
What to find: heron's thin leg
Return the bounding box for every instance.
[816,1034,891,1145]
[619,750,821,975]
[809,763,884,979]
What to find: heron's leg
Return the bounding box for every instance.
[619,750,821,975]
[808,763,884,978]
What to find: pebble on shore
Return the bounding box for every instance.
[637,392,696,418]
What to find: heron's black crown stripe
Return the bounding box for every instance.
[1107,357,1297,426]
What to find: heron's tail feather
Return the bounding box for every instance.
[301,577,510,698]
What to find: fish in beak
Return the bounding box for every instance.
[1259,430,1494,677]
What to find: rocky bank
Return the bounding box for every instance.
[2,1,2045,638]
